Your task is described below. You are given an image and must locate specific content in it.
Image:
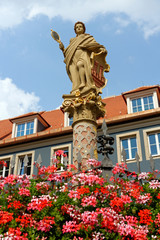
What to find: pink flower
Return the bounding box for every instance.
[47,173,63,182]
[138,172,149,180]
[149,180,160,189]
[118,222,135,237]
[121,194,132,204]
[68,190,80,199]
[62,221,81,233]
[87,159,101,167]
[71,173,104,186]
[81,196,97,207]
[112,163,127,174]
[124,216,138,227]
[92,231,105,240]
[36,217,55,232]
[18,188,30,196]
[27,195,54,211]
[136,193,151,204]
[0,181,4,190]
[73,237,83,240]
[55,150,67,158]
[36,182,50,191]
[134,226,148,240]
[61,204,81,222]
[81,211,99,226]
[3,175,18,185]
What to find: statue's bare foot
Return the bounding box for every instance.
[79,83,85,88]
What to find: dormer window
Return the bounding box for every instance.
[131,95,154,113]
[123,86,159,114]
[10,112,50,138]
[16,121,34,137]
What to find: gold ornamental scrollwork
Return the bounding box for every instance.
[74,97,84,105]
[62,88,106,125]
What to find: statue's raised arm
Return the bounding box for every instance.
[51,22,110,95]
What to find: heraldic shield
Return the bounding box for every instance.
[91,51,110,93]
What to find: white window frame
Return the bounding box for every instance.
[50,144,71,171]
[121,137,137,160]
[15,121,34,137]
[116,131,142,163]
[12,118,38,138]
[126,90,159,114]
[131,96,154,113]
[64,112,73,127]
[15,151,35,177]
[148,133,160,156]
[143,127,160,160]
[0,155,13,177]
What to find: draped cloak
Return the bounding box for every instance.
[63,33,106,91]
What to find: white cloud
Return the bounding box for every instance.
[0,78,41,120]
[0,0,160,38]
[114,16,130,28]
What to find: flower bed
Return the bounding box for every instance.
[0,156,160,239]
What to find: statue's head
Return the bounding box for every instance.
[74,21,86,35]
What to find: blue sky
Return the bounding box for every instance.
[0,0,160,120]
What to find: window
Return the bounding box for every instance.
[0,155,13,177]
[55,149,68,171]
[121,137,137,160]
[64,113,73,127]
[15,151,34,176]
[116,131,142,163]
[50,144,71,171]
[148,133,160,156]
[11,113,50,138]
[132,96,154,113]
[69,117,73,126]
[16,121,34,137]
[125,89,159,114]
[143,128,160,160]
[17,155,32,175]
[0,159,10,177]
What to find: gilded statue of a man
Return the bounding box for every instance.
[58,21,109,94]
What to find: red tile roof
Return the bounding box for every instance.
[103,95,127,119]
[10,112,44,121]
[0,85,159,145]
[41,109,64,130]
[122,85,160,95]
[0,119,12,140]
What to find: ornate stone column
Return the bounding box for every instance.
[62,87,106,169]
[51,22,110,169]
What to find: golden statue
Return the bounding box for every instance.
[51,22,110,94]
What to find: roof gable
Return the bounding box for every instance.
[122,85,160,96]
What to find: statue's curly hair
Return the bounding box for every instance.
[74,21,86,34]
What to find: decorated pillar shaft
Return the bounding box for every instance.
[73,121,97,163]
[62,88,106,168]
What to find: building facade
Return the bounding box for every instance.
[0,85,160,177]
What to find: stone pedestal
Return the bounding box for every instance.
[62,87,105,169]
